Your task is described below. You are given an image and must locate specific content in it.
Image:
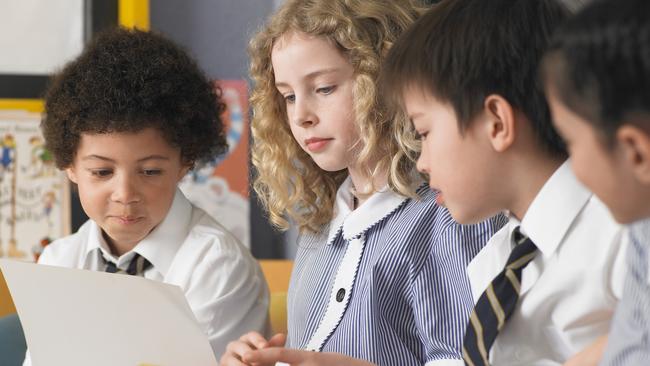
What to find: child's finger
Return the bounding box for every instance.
[266,333,287,347]
[239,331,268,349]
[219,356,249,366]
[243,347,305,364]
[219,344,252,366]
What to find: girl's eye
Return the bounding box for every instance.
[284,94,295,103]
[90,169,112,177]
[143,169,162,176]
[415,131,429,140]
[317,86,335,95]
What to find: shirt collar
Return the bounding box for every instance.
[84,188,193,276]
[516,160,592,257]
[325,176,415,244]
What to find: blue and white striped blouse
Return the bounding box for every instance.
[285,177,505,365]
[600,218,650,365]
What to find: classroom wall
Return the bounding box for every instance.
[150,0,287,259]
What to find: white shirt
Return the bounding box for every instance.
[23,189,269,365]
[467,161,628,366]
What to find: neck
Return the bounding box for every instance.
[506,155,565,221]
[347,164,387,209]
[102,231,136,257]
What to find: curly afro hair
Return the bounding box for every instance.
[42,27,228,169]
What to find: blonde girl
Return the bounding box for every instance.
[221,1,504,365]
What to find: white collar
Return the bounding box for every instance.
[516,160,592,257]
[467,161,593,300]
[85,189,193,276]
[325,176,411,244]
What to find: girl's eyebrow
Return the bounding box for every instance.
[275,67,342,88]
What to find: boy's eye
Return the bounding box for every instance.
[317,86,335,95]
[90,169,113,177]
[142,169,162,176]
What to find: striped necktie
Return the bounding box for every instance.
[103,252,151,276]
[463,227,538,366]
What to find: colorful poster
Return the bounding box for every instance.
[0,111,70,261]
[179,80,250,247]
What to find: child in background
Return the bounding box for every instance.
[542,0,650,364]
[24,28,269,365]
[221,0,504,365]
[383,0,627,365]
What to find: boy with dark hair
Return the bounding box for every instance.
[23,27,269,365]
[542,0,650,364]
[384,0,627,364]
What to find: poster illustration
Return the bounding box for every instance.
[179,80,250,247]
[0,111,70,261]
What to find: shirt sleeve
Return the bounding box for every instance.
[180,234,270,360]
[607,227,629,301]
[411,216,499,365]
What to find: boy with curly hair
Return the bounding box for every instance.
[22,27,269,365]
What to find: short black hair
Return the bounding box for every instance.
[42,27,227,169]
[384,0,570,158]
[542,0,650,144]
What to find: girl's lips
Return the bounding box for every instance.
[305,138,333,152]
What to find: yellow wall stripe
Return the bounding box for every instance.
[0,99,44,113]
[119,0,150,30]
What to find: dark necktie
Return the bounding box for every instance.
[463,227,538,366]
[103,252,151,277]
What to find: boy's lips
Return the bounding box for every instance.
[110,216,144,225]
[436,193,445,206]
[431,188,445,206]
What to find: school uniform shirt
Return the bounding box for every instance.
[286,176,505,366]
[466,161,628,366]
[22,189,269,366]
[600,218,650,366]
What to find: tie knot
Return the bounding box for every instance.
[103,252,151,276]
[507,227,538,269]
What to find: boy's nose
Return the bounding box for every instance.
[111,175,141,204]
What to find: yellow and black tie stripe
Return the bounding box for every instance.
[462,227,537,366]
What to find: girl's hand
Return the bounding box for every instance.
[243,348,375,366]
[220,332,286,366]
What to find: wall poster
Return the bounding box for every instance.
[0,111,70,262]
[179,80,250,247]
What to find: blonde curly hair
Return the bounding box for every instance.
[249,0,426,233]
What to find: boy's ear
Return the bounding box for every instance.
[617,124,650,184]
[65,167,78,184]
[177,163,192,182]
[483,94,516,152]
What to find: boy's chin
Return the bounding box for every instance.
[446,204,488,225]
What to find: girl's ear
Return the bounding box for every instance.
[617,124,650,184]
[483,94,516,153]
